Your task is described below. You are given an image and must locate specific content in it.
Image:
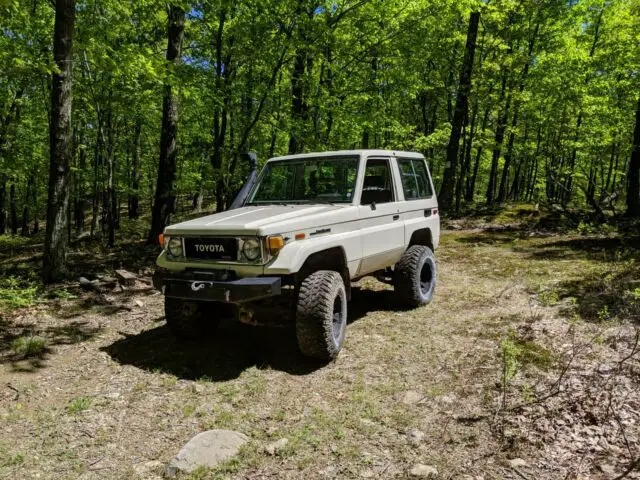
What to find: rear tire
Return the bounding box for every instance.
[296,271,347,361]
[394,245,436,308]
[164,297,220,340]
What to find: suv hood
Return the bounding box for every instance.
[164,204,357,237]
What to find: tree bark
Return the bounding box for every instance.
[626,97,640,217]
[439,11,480,212]
[147,6,185,243]
[43,0,75,283]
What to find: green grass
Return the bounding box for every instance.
[11,335,48,358]
[67,397,92,414]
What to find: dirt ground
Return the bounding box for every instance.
[1,216,640,479]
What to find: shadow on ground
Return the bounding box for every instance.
[0,318,103,372]
[103,286,404,382]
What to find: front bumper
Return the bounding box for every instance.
[153,270,281,303]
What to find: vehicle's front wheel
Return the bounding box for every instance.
[394,245,436,308]
[164,297,220,340]
[296,270,347,361]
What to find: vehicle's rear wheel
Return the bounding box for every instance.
[394,245,436,308]
[164,297,220,340]
[296,270,347,361]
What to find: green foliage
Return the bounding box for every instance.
[0,277,38,309]
[1,0,639,243]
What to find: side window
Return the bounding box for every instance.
[360,159,395,205]
[398,158,433,200]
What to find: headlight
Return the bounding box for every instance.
[168,237,183,258]
[242,238,261,261]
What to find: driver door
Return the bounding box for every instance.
[357,157,404,275]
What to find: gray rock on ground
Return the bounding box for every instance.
[166,429,249,477]
[410,464,438,478]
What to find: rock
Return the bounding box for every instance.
[166,430,248,477]
[134,299,144,308]
[115,269,137,286]
[264,438,288,456]
[407,428,425,446]
[79,277,101,291]
[410,464,438,478]
[133,460,163,478]
[508,458,528,468]
[402,390,424,405]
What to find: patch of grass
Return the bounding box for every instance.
[538,288,560,306]
[67,396,92,414]
[182,404,196,418]
[0,235,32,250]
[0,276,39,309]
[50,288,77,300]
[2,452,24,467]
[11,335,48,358]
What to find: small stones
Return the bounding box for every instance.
[264,438,288,456]
[133,460,163,478]
[166,430,248,477]
[410,464,438,478]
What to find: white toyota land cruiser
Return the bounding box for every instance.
[153,150,440,360]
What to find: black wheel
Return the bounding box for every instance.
[296,270,348,361]
[394,245,436,308]
[164,297,220,340]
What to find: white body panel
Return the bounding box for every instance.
[157,150,439,279]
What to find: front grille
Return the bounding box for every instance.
[184,237,238,261]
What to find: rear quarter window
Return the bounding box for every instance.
[398,158,433,200]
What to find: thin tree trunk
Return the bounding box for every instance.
[43,0,75,283]
[21,175,34,236]
[439,11,480,212]
[106,107,116,248]
[0,175,6,234]
[9,183,17,234]
[487,72,511,205]
[466,104,490,202]
[147,5,185,243]
[129,119,141,218]
[626,97,640,217]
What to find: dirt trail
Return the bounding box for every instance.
[1,230,639,479]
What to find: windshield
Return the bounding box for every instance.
[248,156,359,204]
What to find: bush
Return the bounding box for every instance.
[11,336,48,358]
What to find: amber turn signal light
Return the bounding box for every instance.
[267,235,285,255]
[158,233,165,247]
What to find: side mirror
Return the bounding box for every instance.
[370,201,376,211]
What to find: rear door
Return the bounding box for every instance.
[357,157,405,275]
[395,156,439,248]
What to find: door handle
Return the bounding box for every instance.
[393,214,400,221]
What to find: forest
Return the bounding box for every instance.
[0,0,639,281]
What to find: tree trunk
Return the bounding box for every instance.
[466,105,490,202]
[626,97,640,217]
[128,119,141,219]
[147,6,185,244]
[106,108,116,248]
[487,73,511,205]
[9,183,17,234]
[43,0,74,283]
[21,175,34,236]
[439,11,480,212]
[0,175,6,234]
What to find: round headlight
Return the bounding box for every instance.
[242,238,261,261]
[168,237,183,257]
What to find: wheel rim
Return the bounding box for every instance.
[332,292,344,342]
[419,260,433,295]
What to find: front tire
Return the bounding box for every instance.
[296,271,348,361]
[164,297,219,340]
[394,245,436,308]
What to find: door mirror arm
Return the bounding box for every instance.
[370,201,376,211]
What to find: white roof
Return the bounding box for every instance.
[269,149,424,162]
